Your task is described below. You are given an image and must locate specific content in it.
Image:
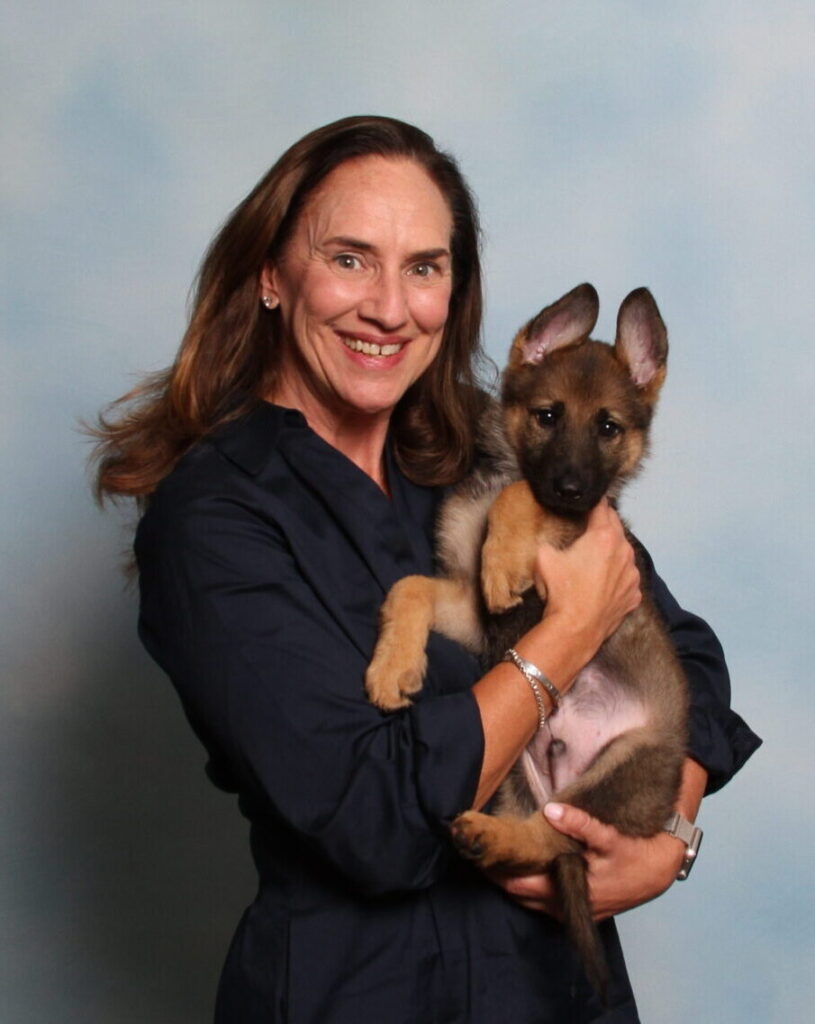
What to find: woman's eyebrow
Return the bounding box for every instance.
[324,236,450,262]
[324,235,375,251]
[409,248,451,262]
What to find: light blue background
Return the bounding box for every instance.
[2,2,810,1021]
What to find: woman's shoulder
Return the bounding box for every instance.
[154,403,295,499]
[139,403,298,545]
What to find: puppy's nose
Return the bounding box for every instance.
[553,474,584,503]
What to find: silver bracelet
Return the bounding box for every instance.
[503,647,561,708]
[502,648,560,730]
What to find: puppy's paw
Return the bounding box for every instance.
[481,535,535,614]
[452,810,567,872]
[450,811,518,869]
[365,651,427,711]
[481,565,528,614]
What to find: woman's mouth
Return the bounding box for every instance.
[340,336,405,357]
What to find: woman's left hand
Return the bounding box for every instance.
[492,802,686,921]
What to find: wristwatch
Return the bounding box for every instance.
[663,812,703,880]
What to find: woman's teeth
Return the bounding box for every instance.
[342,337,403,357]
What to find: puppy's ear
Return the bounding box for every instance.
[615,288,668,401]
[510,283,599,367]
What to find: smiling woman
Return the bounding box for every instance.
[92,116,486,498]
[91,115,758,1024]
[260,156,454,485]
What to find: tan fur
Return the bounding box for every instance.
[480,481,544,611]
[437,488,501,583]
[366,576,481,710]
[451,807,578,871]
[481,480,585,612]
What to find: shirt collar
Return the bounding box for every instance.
[208,401,305,477]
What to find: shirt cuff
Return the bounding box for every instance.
[409,687,484,827]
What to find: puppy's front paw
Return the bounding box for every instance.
[481,564,528,614]
[480,533,535,613]
[365,647,427,711]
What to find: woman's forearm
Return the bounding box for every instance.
[471,613,603,810]
[471,501,642,810]
[676,756,707,819]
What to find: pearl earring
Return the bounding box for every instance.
[261,295,278,310]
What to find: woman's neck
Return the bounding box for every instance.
[314,415,391,491]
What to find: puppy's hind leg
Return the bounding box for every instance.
[451,808,578,872]
[365,577,478,711]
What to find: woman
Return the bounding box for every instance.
[95,115,759,1022]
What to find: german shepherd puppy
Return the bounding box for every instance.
[365,283,688,997]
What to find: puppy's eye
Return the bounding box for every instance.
[532,407,557,428]
[598,418,622,438]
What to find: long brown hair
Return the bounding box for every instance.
[92,115,488,501]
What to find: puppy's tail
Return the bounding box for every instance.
[554,852,609,1003]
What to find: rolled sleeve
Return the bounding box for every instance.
[410,688,484,825]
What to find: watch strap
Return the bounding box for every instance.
[664,811,703,880]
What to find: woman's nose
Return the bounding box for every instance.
[358,267,409,330]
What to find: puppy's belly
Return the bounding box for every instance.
[520,663,648,807]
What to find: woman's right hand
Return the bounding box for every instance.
[534,499,641,664]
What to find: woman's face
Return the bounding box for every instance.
[261,155,453,432]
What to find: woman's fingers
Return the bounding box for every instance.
[543,801,616,851]
[535,500,641,657]
[487,868,563,918]
[543,802,683,920]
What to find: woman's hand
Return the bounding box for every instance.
[491,802,686,920]
[535,499,641,668]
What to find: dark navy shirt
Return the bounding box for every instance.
[135,402,760,1023]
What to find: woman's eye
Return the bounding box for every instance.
[410,262,437,278]
[333,253,363,271]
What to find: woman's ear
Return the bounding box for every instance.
[259,264,280,310]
